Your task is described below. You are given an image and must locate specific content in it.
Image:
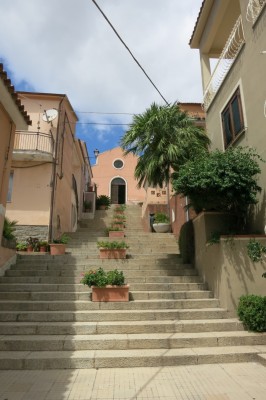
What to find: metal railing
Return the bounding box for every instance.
[14,131,55,155]
[203,16,245,110]
[246,0,265,23]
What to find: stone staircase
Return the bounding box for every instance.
[0,205,265,369]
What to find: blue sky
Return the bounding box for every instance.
[0,0,203,163]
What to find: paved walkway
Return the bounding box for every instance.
[0,363,265,400]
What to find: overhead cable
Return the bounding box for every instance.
[91,0,170,106]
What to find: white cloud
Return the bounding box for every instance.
[0,0,203,149]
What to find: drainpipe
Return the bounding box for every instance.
[48,96,65,242]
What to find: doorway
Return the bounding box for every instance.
[111,177,126,204]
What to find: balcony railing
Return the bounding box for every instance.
[246,0,265,23]
[13,130,55,156]
[203,16,245,111]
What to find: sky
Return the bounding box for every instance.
[0,0,203,163]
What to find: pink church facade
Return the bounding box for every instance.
[92,147,146,204]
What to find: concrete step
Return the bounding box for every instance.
[0,298,220,311]
[0,290,213,301]
[0,346,264,369]
[5,268,196,278]
[0,308,228,322]
[0,276,202,284]
[1,331,265,352]
[0,319,244,335]
[0,282,207,292]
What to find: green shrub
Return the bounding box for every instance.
[96,195,111,209]
[52,233,69,244]
[172,147,262,231]
[154,212,170,223]
[237,294,266,332]
[3,217,17,240]
[80,267,125,287]
[97,240,129,249]
[247,239,266,262]
[178,220,194,264]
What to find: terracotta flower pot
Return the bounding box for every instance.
[108,231,125,238]
[99,248,127,259]
[49,243,66,255]
[27,245,33,253]
[92,285,129,302]
[40,246,47,253]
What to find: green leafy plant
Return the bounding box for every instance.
[97,240,129,249]
[111,220,124,226]
[16,242,27,251]
[237,294,266,332]
[115,205,126,211]
[105,226,124,234]
[80,267,126,287]
[83,200,92,212]
[154,212,170,223]
[172,147,262,231]
[96,195,111,209]
[247,239,266,262]
[3,217,17,240]
[53,233,69,244]
[206,231,221,246]
[262,272,266,278]
[113,213,126,220]
[26,237,40,251]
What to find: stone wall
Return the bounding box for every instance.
[14,225,49,242]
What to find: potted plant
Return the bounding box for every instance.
[96,195,111,210]
[16,242,27,252]
[113,213,126,221]
[83,200,92,212]
[153,212,171,233]
[114,204,126,214]
[49,233,69,255]
[97,240,129,259]
[80,267,129,302]
[39,241,48,253]
[111,220,125,229]
[26,237,40,252]
[106,226,125,238]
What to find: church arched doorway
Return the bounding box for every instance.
[110,177,126,204]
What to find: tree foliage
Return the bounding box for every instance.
[172,147,262,223]
[120,102,210,187]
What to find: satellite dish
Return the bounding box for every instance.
[42,109,58,122]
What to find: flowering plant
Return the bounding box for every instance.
[80,267,126,287]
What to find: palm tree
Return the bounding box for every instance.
[120,102,210,188]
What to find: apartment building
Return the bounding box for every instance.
[190,0,266,231]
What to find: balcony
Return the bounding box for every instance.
[12,130,55,163]
[246,0,265,24]
[203,16,245,111]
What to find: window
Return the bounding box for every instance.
[221,88,245,148]
[7,171,14,202]
[113,159,124,169]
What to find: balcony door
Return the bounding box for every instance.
[110,177,126,204]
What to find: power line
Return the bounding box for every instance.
[91,0,170,106]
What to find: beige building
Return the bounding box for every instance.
[6,92,93,241]
[0,64,31,270]
[190,0,266,231]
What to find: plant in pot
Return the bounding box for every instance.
[153,212,171,233]
[16,242,27,252]
[106,226,125,238]
[26,237,40,252]
[114,204,126,214]
[96,195,111,210]
[111,220,125,229]
[83,200,92,212]
[39,241,48,253]
[80,267,129,302]
[49,233,69,255]
[97,240,129,259]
